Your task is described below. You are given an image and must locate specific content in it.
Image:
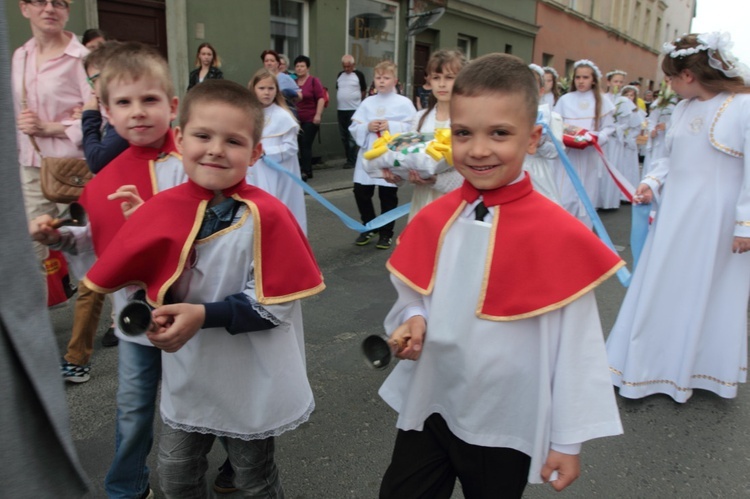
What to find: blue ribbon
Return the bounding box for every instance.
[260,155,411,233]
[542,123,632,287]
[630,202,651,270]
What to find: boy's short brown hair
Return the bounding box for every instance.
[83,40,122,73]
[179,79,264,146]
[453,53,539,126]
[374,60,397,77]
[99,41,174,106]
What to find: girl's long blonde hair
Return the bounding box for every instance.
[574,63,604,130]
[249,68,297,123]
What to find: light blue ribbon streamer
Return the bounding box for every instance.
[542,122,632,287]
[630,202,651,270]
[260,155,411,233]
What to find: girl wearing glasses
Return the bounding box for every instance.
[12,0,90,268]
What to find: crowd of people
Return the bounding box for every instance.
[6,1,750,498]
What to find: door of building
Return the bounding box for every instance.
[98,0,168,60]
[413,42,431,102]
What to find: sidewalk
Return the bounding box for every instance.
[305,158,355,194]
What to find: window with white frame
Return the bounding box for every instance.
[457,34,474,60]
[347,0,399,85]
[270,0,307,59]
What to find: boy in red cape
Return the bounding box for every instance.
[29,42,184,499]
[377,54,624,498]
[85,80,324,497]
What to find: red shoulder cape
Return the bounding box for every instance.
[387,173,624,321]
[84,180,325,307]
[77,130,179,256]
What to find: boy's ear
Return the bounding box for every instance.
[526,124,543,155]
[249,142,264,166]
[173,126,184,154]
[169,96,179,122]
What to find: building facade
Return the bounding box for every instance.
[5,0,536,163]
[533,0,695,92]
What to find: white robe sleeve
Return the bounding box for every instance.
[349,104,372,149]
[548,291,623,446]
[242,263,296,325]
[263,127,299,163]
[384,274,429,334]
[734,100,750,237]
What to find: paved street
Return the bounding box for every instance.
[51,163,750,498]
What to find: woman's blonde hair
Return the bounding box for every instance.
[194,43,221,69]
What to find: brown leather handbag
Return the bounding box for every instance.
[36,145,93,204]
[22,51,91,204]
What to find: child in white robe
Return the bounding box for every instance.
[249,69,307,233]
[642,83,678,175]
[554,60,615,227]
[378,54,623,498]
[403,49,466,220]
[541,66,559,108]
[616,85,647,193]
[84,80,324,496]
[525,64,563,204]
[349,60,416,249]
[607,32,750,403]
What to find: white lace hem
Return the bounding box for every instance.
[249,297,281,326]
[161,400,315,441]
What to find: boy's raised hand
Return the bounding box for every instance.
[391,315,426,361]
[540,450,580,492]
[29,214,61,245]
[148,303,205,353]
[108,185,145,219]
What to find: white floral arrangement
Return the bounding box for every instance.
[528,64,545,80]
[543,66,559,79]
[606,69,627,79]
[362,130,453,180]
[662,31,750,84]
[574,59,602,80]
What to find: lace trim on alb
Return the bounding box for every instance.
[162,400,315,441]
[250,297,282,326]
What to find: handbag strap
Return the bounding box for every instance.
[22,50,44,158]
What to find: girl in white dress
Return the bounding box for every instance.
[606,85,646,201]
[607,32,750,402]
[597,70,628,209]
[249,69,307,234]
[541,66,559,108]
[405,49,466,220]
[554,60,615,228]
[525,64,563,204]
[642,82,679,175]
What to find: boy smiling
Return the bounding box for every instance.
[84,80,324,497]
[377,54,624,498]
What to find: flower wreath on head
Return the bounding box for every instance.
[574,59,602,80]
[620,85,639,97]
[606,69,627,80]
[543,66,559,79]
[528,64,545,80]
[662,31,750,84]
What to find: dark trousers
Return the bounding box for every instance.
[298,121,319,177]
[380,413,531,499]
[353,182,398,237]
[337,109,358,165]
